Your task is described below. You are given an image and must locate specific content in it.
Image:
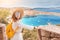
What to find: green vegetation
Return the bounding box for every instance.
[0,9,10,24]
[23,29,38,40]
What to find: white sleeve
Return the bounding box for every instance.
[18,23,34,30]
[23,24,34,30]
[18,20,35,30]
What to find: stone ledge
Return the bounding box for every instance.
[39,30,60,40]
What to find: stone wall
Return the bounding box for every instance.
[38,29,60,40]
[0,23,7,40]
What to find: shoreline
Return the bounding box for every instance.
[24,10,60,17]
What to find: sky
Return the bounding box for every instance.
[0,0,60,8]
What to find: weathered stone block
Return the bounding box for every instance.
[41,30,50,37]
[51,33,60,37]
[51,38,60,40]
[42,37,50,40]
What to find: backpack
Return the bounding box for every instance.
[6,22,15,38]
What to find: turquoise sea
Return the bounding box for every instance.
[21,15,60,26]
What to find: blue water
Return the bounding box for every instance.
[21,15,60,26]
[33,8,60,13]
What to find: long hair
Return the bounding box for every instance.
[12,8,24,22]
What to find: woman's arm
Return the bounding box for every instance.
[18,20,36,30]
[19,23,35,30]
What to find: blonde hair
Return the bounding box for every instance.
[12,8,24,22]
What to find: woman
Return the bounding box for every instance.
[6,9,34,40]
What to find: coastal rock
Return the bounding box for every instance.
[51,33,60,37]
[42,37,50,40]
[41,30,50,37]
[51,38,60,40]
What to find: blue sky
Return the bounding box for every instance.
[0,0,60,8]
